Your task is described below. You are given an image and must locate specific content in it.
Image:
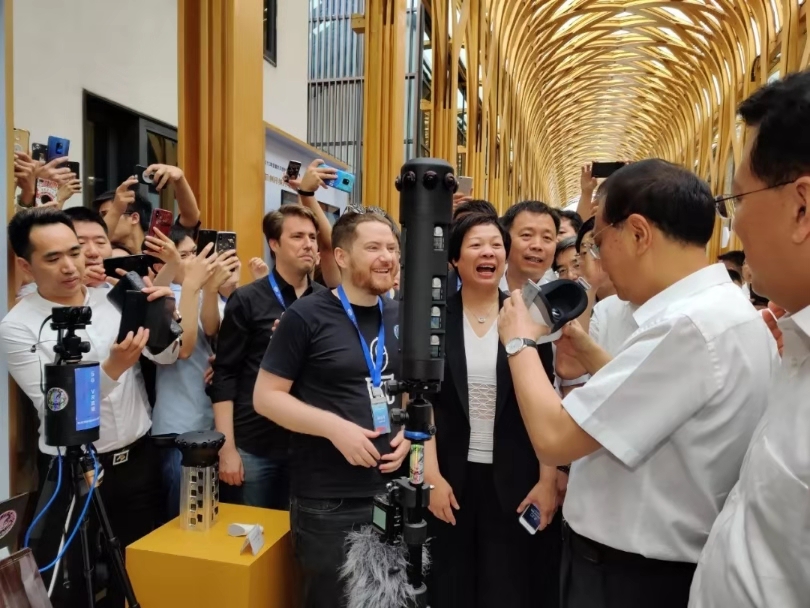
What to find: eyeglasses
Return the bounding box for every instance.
[586,222,620,260]
[714,182,792,221]
[556,257,581,278]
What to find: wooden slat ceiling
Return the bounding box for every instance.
[487,0,802,205]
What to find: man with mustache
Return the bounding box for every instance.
[210,204,325,510]
[254,211,410,608]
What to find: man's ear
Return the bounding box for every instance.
[130,212,140,226]
[269,238,279,256]
[792,177,810,245]
[16,255,34,280]
[626,213,653,252]
[334,246,349,270]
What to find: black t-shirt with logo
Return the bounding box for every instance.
[260,289,402,499]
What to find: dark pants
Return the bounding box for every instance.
[32,435,162,608]
[561,523,697,608]
[428,462,562,608]
[160,447,183,520]
[220,448,290,510]
[290,496,374,608]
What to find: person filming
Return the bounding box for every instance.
[0,208,180,608]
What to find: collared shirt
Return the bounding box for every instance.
[498,266,556,293]
[589,294,636,355]
[689,305,810,607]
[152,284,225,436]
[210,268,325,458]
[562,264,777,562]
[0,286,179,455]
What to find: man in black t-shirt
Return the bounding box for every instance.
[256,212,409,608]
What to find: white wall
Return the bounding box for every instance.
[263,0,309,140]
[13,0,178,170]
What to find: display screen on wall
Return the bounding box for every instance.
[319,202,339,225]
[280,190,297,207]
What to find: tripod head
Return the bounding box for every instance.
[50,306,92,365]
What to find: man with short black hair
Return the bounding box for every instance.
[689,69,810,608]
[499,200,560,291]
[553,236,581,281]
[498,159,777,608]
[453,199,498,222]
[0,208,179,607]
[211,204,325,510]
[558,209,583,241]
[63,206,113,288]
[254,211,410,608]
[717,250,745,275]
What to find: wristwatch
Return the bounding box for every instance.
[505,337,537,357]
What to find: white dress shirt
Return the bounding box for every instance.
[562,264,777,562]
[589,295,636,355]
[689,305,810,607]
[0,286,179,455]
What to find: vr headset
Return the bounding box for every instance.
[521,279,589,344]
[107,271,183,354]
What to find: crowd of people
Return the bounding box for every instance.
[1,69,809,608]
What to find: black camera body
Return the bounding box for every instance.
[372,485,404,544]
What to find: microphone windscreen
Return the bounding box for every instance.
[340,526,430,608]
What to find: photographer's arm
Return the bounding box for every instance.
[294,160,341,288]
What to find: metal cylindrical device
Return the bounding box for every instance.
[175,431,225,531]
[44,361,101,447]
[395,158,455,383]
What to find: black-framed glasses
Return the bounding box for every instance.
[714,182,792,220]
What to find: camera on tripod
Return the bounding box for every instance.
[373,483,404,544]
[45,306,101,447]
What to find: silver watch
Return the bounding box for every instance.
[505,337,537,357]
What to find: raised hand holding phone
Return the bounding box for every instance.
[146,164,185,192]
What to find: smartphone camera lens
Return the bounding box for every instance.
[342,178,350,185]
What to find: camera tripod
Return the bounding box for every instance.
[388,386,436,608]
[43,446,140,608]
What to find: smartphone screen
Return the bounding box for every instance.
[519,504,542,535]
[286,160,302,181]
[591,161,626,179]
[196,230,218,257]
[147,209,174,241]
[31,143,47,162]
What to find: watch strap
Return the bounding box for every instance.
[297,188,316,197]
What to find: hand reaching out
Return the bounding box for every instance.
[287,159,338,193]
[248,257,270,280]
[580,164,597,194]
[146,164,185,192]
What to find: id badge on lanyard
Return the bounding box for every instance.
[337,285,391,434]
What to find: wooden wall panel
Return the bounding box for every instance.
[179,0,265,269]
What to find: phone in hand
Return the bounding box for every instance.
[196,229,218,257]
[103,254,159,279]
[134,164,158,191]
[286,160,302,182]
[67,161,80,179]
[519,504,542,535]
[31,143,47,162]
[34,179,59,206]
[457,176,473,196]
[319,164,355,194]
[13,129,30,154]
[46,136,70,162]
[215,231,237,254]
[146,209,174,243]
[591,161,626,179]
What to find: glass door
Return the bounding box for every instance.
[139,118,178,214]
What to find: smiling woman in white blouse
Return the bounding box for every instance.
[424,212,562,608]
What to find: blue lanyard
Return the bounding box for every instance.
[337,285,385,387]
[268,272,286,311]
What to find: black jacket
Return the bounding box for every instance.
[433,290,555,514]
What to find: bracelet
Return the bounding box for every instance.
[557,465,571,475]
[297,188,316,197]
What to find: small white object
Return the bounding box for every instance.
[240,524,265,556]
[228,523,263,537]
[721,225,731,248]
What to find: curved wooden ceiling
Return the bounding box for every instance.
[487,0,801,205]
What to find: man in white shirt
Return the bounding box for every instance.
[498,159,776,608]
[0,208,179,607]
[689,69,810,608]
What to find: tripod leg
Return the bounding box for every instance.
[91,489,140,608]
[71,455,96,608]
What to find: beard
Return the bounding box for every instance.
[350,263,394,296]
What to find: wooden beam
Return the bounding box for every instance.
[178,0,265,277]
[351,13,366,35]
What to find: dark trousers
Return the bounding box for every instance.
[427,462,562,608]
[219,449,290,511]
[160,447,183,520]
[561,523,697,608]
[32,436,162,608]
[290,495,374,608]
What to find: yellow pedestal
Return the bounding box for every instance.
[126,503,300,608]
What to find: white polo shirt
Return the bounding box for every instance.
[0,286,179,455]
[689,305,810,607]
[562,264,777,562]
[589,294,636,355]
